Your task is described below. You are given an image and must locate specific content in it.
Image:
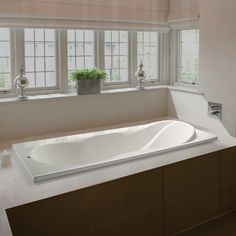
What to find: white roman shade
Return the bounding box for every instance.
[0,0,170,32]
[168,0,199,22]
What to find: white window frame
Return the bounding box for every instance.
[101,30,166,90]
[100,30,132,90]
[0,28,16,94]
[136,31,167,86]
[0,27,168,98]
[170,21,199,87]
[136,31,160,83]
[22,28,60,91]
[60,28,98,93]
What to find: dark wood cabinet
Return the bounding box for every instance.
[6,147,236,236]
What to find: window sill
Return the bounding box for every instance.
[168,85,203,95]
[0,85,167,104]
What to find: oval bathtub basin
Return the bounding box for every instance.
[31,120,195,167]
[12,120,217,182]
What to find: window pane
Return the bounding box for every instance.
[120,43,128,55]
[112,31,119,42]
[137,31,159,81]
[179,29,199,84]
[45,30,55,41]
[25,58,35,72]
[24,29,34,41]
[0,58,10,72]
[45,43,55,56]
[26,72,35,87]
[0,28,11,89]
[46,72,56,86]
[68,57,76,71]
[67,30,95,84]
[36,72,45,87]
[76,57,84,68]
[85,42,93,56]
[76,42,85,56]
[24,28,56,88]
[0,43,11,56]
[35,29,44,41]
[35,57,44,72]
[46,57,55,71]
[68,43,76,56]
[112,43,119,55]
[104,31,128,83]
[85,56,93,68]
[35,43,44,57]
[25,42,34,57]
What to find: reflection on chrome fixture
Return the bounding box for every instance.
[208,102,222,119]
[14,66,29,101]
[135,60,146,90]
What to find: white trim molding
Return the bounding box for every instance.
[169,20,199,30]
[0,17,170,33]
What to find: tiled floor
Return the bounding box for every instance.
[177,212,236,236]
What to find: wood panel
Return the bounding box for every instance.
[6,168,164,235]
[220,147,236,213]
[164,152,220,235]
[6,188,91,236]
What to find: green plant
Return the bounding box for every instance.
[70,68,107,81]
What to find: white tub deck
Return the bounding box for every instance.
[1,118,236,236]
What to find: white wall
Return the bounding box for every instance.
[0,0,169,24]
[199,0,236,136]
[0,89,168,142]
[168,0,199,22]
[168,90,230,137]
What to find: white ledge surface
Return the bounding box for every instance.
[0,85,204,104]
[0,117,236,236]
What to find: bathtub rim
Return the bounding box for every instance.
[12,120,218,183]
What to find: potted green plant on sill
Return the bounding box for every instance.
[70,68,107,95]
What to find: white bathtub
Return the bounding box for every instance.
[13,120,217,182]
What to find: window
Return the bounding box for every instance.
[67,29,95,79]
[178,29,199,84]
[104,31,128,83]
[0,27,169,97]
[24,28,56,88]
[0,28,11,90]
[137,32,159,81]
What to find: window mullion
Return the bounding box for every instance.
[170,29,178,85]
[127,31,131,86]
[43,29,46,86]
[97,30,105,90]
[10,28,17,93]
[177,30,181,83]
[58,29,68,91]
[94,30,99,68]
[14,28,25,85]
[103,30,129,86]
[130,31,137,87]
[159,33,169,85]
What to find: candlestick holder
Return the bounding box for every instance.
[135,61,146,90]
[14,66,29,100]
[1,149,11,167]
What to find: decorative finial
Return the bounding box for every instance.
[135,60,146,90]
[14,66,29,100]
